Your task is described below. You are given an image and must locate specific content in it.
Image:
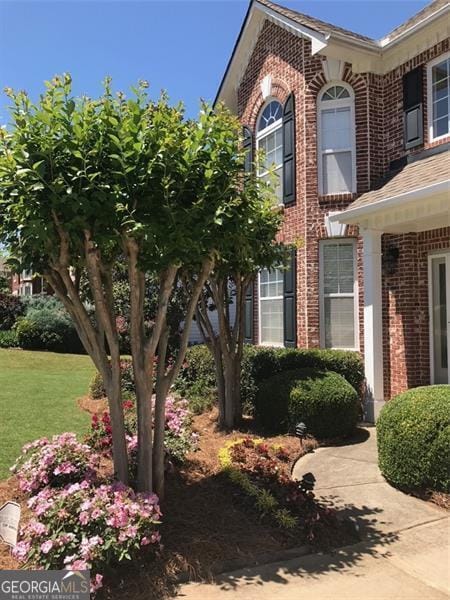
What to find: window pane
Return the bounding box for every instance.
[434,97,448,119]
[323,151,352,194]
[433,77,449,102]
[258,128,283,172]
[431,59,450,138]
[260,268,283,298]
[433,59,449,84]
[323,242,355,294]
[324,297,355,348]
[434,116,449,138]
[258,101,282,132]
[321,108,351,150]
[260,298,283,345]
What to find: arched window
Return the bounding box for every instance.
[318,83,355,195]
[256,100,283,203]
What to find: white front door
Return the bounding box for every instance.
[430,253,450,384]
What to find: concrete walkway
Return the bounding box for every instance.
[178,427,450,600]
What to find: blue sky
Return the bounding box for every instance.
[0,0,428,122]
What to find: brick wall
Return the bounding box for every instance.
[382,228,450,399]
[237,18,449,397]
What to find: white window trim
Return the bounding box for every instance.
[317,82,356,196]
[256,99,283,205]
[427,51,450,143]
[319,238,359,351]
[258,269,284,348]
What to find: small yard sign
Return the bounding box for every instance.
[0,501,21,547]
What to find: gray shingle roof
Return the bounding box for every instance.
[347,150,450,211]
[257,0,448,46]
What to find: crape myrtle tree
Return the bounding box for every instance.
[193,176,287,429]
[0,74,260,496]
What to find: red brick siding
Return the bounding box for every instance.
[237,18,449,398]
[382,228,450,399]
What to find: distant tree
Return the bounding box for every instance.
[0,75,266,496]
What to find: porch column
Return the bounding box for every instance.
[362,229,384,421]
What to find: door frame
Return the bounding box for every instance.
[428,251,450,384]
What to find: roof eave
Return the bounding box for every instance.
[329,180,450,225]
[215,0,329,111]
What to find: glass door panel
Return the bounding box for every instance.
[431,255,450,384]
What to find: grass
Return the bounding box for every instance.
[0,349,95,478]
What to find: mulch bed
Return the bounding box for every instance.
[0,407,369,599]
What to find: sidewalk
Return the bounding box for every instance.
[178,428,450,600]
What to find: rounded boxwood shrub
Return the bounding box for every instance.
[256,368,359,438]
[377,385,450,492]
[177,344,364,417]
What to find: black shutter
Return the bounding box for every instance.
[282,93,296,205]
[283,247,297,348]
[243,280,254,344]
[243,125,253,174]
[403,67,423,149]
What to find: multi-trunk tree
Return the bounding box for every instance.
[0,75,263,496]
[193,172,287,429]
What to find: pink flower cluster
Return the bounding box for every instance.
[13,480,161,594]
[86,395,197,463]
[10,433,100,494]
[165,396,189,435]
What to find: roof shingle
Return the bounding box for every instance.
[347,150,450,211]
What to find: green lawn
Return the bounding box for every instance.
[0,349,95,478]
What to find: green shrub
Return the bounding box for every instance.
[0,329,19,348]
[13,297,84,353]
[176,344,364,416]
[175,344,216,396]
[0,293,24,330]
[256,368,359,438]
[185,381,216,415]
[377,386,450,492]
[89,371,106,399]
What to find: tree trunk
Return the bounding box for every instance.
[153,328,170,501]
[222,352,241,429]
[214,345,226,428]
[103,370,129,484]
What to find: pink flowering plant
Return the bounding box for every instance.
[86,396,197,464]
[13,481,162,594]
[10,433,100,494]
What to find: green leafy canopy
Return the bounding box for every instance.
[0,74,276,275]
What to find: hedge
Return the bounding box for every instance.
[14,298,84,353]
[377,385,450,492]
[256,368,359,437]
[176,344,364,415]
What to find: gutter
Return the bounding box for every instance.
[329,180,450,224]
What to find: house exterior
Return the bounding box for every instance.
[11,270,49,296]
[216,0,450,420]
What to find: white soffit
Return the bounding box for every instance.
[329,181,450,233]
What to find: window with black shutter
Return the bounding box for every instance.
[282,94,296,204]
[283,247,297,347]
[403,67,423,149]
